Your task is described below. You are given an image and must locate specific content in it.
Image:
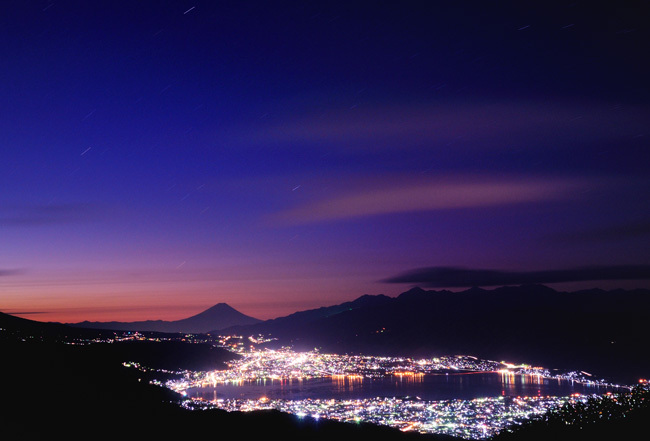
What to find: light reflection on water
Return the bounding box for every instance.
[187,372,621,402]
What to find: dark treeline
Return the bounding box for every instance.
[494,385,650,441]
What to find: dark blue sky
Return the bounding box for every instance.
[1,1,649,322]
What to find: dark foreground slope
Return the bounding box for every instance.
[0,313,441,441]
[494,386,650,441]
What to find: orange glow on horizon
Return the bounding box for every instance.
[0,264,400,323]
[2,274,405,324]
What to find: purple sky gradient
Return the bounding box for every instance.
[1,1,649,322]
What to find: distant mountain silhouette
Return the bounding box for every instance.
[0,310,112,341]
[218,293,394,337]
[69,303,261,333]
[0,311,238,370]
[224,285,650,383]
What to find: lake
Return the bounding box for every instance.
[186,372,622,402]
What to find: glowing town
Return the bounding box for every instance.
[122,334,638,439]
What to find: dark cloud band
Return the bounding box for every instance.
[0,269,23,277]
[554,219,650,243]
[0,203,99,227]
[383,265,650,287]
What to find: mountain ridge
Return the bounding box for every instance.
[221,284,650,383]
[7,284,650,382]
[69,302,261,334]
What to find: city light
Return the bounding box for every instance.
[145,342,632,439]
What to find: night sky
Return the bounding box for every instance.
[2,1,649,322]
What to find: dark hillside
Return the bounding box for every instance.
[0,319,443,441]
[493,386,650,441]
[226,285,650,384]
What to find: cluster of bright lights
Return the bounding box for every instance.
[166,347,618,394]
[155,345,633,439]
[183,394,590,439]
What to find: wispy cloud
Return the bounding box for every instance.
[269,175,592,225]
[552,219,650,243]
[0,269,23,276]
[0,203,99,227]
[240,101,650,151]
[383,265,650,288]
